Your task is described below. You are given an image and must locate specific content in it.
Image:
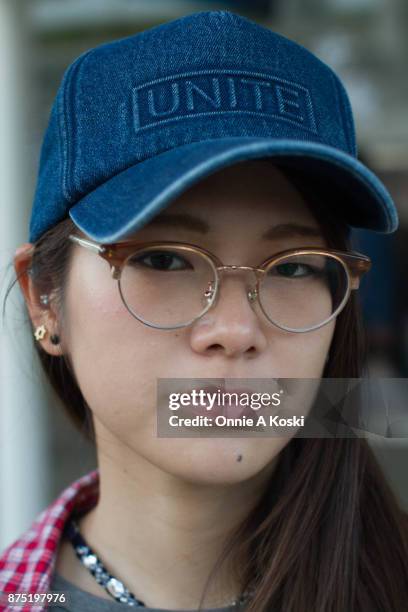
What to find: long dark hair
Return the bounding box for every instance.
[3,165,408,611]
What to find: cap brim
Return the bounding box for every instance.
[69,136,398,242]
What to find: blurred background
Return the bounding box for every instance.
[1,0,407,550]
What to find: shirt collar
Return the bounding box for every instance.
[0,469,99,611]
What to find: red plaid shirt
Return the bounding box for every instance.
[0,469,99,612]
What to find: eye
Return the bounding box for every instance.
[272,262,320,278]
[130,250,194,271]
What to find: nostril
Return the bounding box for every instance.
[207,343,257,355]
[208,343,223,351]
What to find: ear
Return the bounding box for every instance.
[14,243,62,356]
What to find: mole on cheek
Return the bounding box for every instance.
[236,454,243,462]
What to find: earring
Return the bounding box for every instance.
[34,325,47,341]
[40,294,49,306]
[34,325,60,345]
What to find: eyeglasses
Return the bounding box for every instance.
[68,235,371,333]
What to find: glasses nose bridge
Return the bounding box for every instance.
[217,264,263,274]
[213,264,264,305]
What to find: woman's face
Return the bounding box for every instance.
[60,161,336,484]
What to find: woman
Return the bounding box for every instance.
[1,10,407,612]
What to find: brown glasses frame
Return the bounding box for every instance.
[68,235,372,332]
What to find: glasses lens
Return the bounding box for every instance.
[259,253,349,331]
[119,246,217,328]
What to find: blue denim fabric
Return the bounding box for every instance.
[29,10,398,243]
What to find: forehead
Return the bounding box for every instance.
[151,160,320,228]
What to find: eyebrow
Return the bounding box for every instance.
[148,213,322,240]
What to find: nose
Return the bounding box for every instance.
[189,270,268,358]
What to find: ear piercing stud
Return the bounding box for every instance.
[34,324,60,345]
[34,325,47,341]
[36,294,60,344]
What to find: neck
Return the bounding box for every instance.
[76,420,277,609]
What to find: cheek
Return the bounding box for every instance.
[63,268,172,432]
[273,321,335,377]
[268,323,335,438]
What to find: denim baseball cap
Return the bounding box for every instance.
[29,10,398,244]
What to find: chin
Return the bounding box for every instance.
[158,437,286,486]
